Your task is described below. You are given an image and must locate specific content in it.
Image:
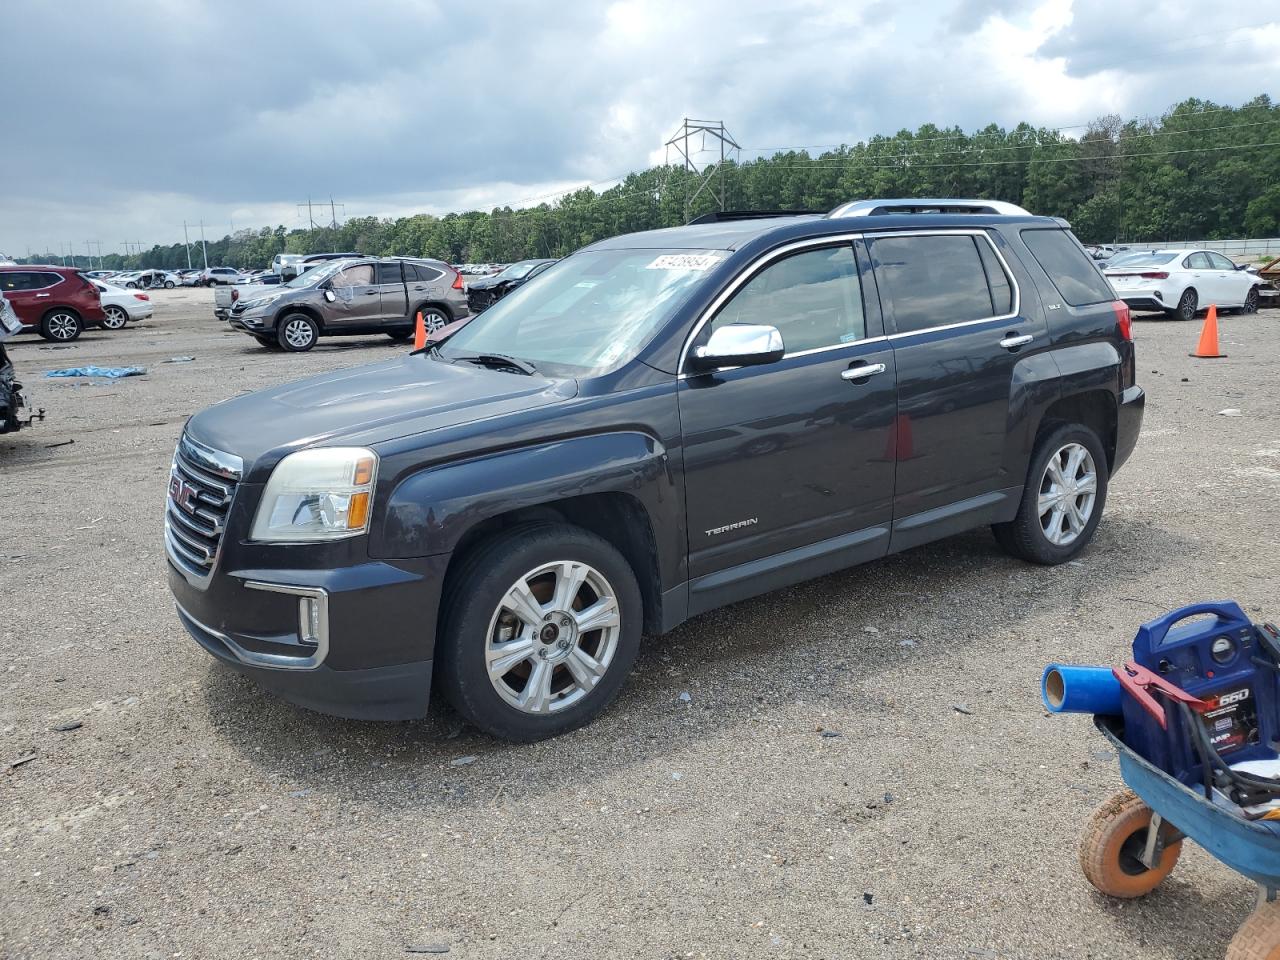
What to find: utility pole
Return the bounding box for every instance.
[198,220,209,269]
[183,221,193,269]
[663,118,741,223]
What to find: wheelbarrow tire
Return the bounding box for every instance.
[1227,900,1280,960]
[1080,789,1182,899]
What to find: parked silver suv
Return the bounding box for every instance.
[226,257,469,351]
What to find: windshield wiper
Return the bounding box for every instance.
[453,352,538,375]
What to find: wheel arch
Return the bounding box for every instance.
[1038,388,1118,470]
[412,299,458,322]
[372,433,679,635]
[41,304,82,323]
[276,303,326,331]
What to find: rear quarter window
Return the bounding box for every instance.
[1020,229,1115,306]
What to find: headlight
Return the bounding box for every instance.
[240,293,282,311]
[250,447,378,542]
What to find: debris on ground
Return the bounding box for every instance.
[52,721,83,732]
[953,703,974,715]
[405,944,450,955]
[43,439,74,449]
[163,356,196,363]
[45,366,147,379]
[1218,408,1243,417]
[678,691,691,702]
[449,755,476,767]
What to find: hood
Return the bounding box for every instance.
[185,354,577,473]
[466,274,511,291]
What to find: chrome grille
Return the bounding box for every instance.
[165,434,243,585]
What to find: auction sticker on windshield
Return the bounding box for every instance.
[646,254,723,271]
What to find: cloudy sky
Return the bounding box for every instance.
[2,0,1277,258]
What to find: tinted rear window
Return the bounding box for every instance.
[375,262,403,284]
[869,234,1005,334]
[1107,253,1176,268]
[1021,229,1115,306]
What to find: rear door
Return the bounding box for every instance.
[867,230,1044,550]
[375,261,408,321]
[1,271,62,329]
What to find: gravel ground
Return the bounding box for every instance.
[2,289,1278,959]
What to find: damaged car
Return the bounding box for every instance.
[0,293,38,433]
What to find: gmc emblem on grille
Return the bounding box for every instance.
[169,474,200,515]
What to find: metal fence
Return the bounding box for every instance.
[1134,238,1280,258]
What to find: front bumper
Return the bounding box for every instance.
[167,523,449,720]
[1113,384,1145,474]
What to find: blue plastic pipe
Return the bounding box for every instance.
[1042,664,1124,716]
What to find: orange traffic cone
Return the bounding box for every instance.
[1189,304,1226,359]
[413,310,426,350]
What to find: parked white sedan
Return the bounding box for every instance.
[93,281,154,330]
[1104,248,1261,320]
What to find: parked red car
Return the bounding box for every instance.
[0,265,108,342]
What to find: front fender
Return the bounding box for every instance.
[371,431,674,560]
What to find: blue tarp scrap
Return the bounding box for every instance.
[45,366,148,379]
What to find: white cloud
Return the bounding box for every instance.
[1,0,1276,254]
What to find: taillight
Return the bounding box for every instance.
[1139,271,1169,280]
[1111,301,1132,341]
[451,269,464,291]
[231,288,239,302]
[134,293,150,302]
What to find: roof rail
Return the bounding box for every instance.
[687,209,819,224]
[828,198,1033,218]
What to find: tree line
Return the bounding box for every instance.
[24,94,1280,272]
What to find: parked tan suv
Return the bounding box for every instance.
[226,257,469,351]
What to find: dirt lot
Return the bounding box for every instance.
[1,288,1278,959]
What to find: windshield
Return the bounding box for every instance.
[440,248,725,377]
[284,260,344,288]
[1106,252,1176,268]
[500,261,543,280]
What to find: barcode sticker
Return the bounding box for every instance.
[646,254,722,271]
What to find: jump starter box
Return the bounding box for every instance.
[1123,601,1280,784]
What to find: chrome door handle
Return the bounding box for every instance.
[841,362,887,381]
[35,293,50,298]
[999,333,1033,350]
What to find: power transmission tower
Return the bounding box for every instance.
[663,118,741,223]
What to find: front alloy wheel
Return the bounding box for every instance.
[277,314,318,352]
[437,523,642,741]
[42,311,83,341]
[486,560,622,714]
[1038,442,1097,547]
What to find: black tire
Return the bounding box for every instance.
[436,522,643,742]
[102,305,130,330]
[1167,287,1198,321]
[276,313,318,352]
[1243,286,1260,314]
[125,282,137,289]
[993,422,1109,565]
[164,280,175,289]
[253,335,283,350]
[386,330,414,342]
[40,309,83,342]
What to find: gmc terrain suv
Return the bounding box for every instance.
[166,198,1144,741]
[227,257,469,351]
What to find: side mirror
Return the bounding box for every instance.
[689,323,785,372]
[323,289,337,302]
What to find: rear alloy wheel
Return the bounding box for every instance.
[102,305,130,330]
[164,280,175,289]
[994,423,1109,565]
[421,307,448,335]
[1169,287,1198,321]
[437,523,642,741]
[40,310,83,342]
[277,313,318,352]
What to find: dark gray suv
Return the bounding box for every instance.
[228,257,469,351]
[169,198,1143,741]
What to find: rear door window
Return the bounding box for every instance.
[1020,229,1115,306]
[0,272,33,292]
[869,234,1005,334]
[375,262,403,285]
[1184,252,1212,270]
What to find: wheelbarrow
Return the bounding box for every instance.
[1083,714,1280,958]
